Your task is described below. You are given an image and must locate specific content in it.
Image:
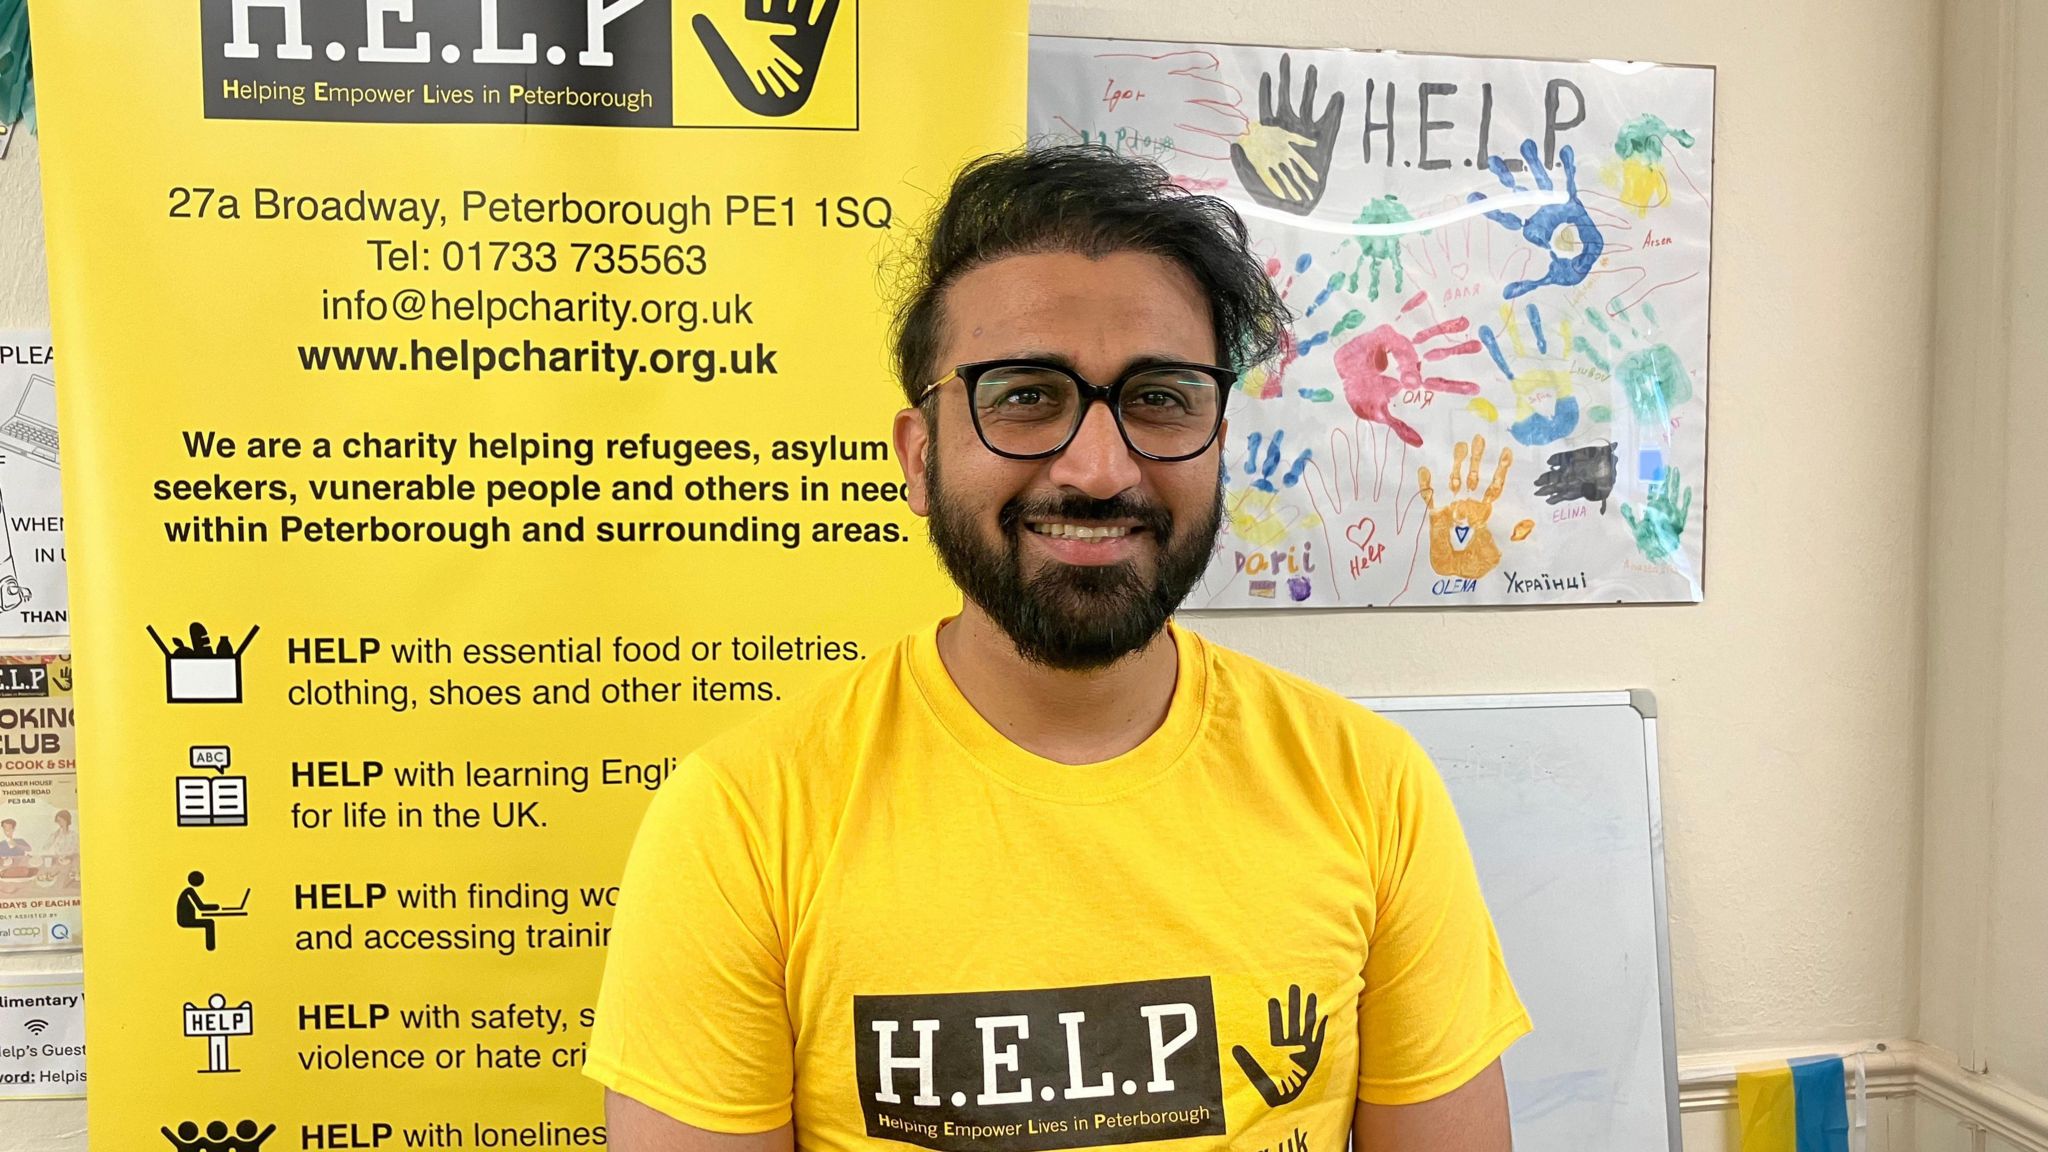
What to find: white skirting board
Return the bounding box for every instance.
[1676,1041,2048,1152]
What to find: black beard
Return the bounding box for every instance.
[923,449,1223,672]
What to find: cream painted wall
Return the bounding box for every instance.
[1917,0,2048,1123]
[0,0,1984,1144]
[1032,0,1943,1053]
[0,132,47,315]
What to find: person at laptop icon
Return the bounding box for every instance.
[177,871,247,952]
[0,374,59,468]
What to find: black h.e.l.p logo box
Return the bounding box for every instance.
[199,0,673,126]
[853,977,1227,1151]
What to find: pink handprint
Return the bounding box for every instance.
[1332,316,1484,448]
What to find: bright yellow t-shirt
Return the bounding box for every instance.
[587,619,1530,1151]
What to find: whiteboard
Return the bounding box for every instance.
[1352,691,1678,1152]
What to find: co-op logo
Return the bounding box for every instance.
[220,0,648,68]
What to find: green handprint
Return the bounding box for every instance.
[1621,468,1691,561]
[1340,195,1414,302]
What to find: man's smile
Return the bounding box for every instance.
[1021,518,1150,565]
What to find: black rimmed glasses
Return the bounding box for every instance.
[916,359,1236,462]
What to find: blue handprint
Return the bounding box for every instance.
[1244,430,1312,494]
[1470,140,1605,300]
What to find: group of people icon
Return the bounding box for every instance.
[161,1119,275,1152]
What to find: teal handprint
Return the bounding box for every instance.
[1621,469,1691,561]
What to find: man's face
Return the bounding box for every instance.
[895,249,1226,671]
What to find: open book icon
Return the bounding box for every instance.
[176,776,248,827]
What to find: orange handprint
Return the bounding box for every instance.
[1418,435,1514,579]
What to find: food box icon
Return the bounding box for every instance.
[148,623,260,704]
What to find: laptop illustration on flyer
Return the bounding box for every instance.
[0,374,58,468]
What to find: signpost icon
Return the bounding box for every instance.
[183,993,253,1073]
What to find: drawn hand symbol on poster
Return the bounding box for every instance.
[693,0,842,116]
[1332,318,1484,448]
[1621,468,1692,561]
[1230,54,1345,215]
[1534,443,1621,512]
[1419,435,1519,579]
[1609,114,1697,216]
[1476,303,1585,447]
[1338,196,1415,301]
[1471,140,1605,300]
[1564,305,1693,428]
[1244,430,1312,494]
[1231,984,1329,1107]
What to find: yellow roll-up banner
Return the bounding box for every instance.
[30,0,1023,1141]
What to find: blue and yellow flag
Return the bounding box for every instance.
[1738,1056,1851,1152]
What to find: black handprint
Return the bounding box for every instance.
[1533,443,1618,512]
[1229,54,1345,216]
[692,0,842,118]
[1230,984,1329,1107]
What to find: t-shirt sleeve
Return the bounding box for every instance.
[584,755,795,1132]
[1356,737,1532,1106]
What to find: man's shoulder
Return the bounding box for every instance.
[1195,628,1422,759]
[688,628,921,784]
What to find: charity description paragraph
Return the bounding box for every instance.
[31,1,1027,1146]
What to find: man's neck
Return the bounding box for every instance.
[934,604,1180,766]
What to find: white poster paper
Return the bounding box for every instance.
[1029,39,1713,607]
[0,970,85,1099]
[0,332,67,633]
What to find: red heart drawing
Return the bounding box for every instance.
[1346,518,1378,552]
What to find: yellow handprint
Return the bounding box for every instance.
[1235,121,1323,205]
[1418,435,1514,580]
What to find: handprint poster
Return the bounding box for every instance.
[1030,39,1713,607]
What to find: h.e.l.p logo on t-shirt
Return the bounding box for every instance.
[853,977,1227,1151]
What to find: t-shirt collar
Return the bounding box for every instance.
[905,616,1211,804]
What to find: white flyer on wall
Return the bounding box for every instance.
[0,332,66,634]
[0,971,85,1099]
[1029,39,1713,607]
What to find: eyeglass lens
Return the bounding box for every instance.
[970,365,1224,458]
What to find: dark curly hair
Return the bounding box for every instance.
[891,144,1292,403]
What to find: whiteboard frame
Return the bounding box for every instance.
[1347,690,1680,1152]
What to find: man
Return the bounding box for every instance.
[589,146,1530,1152]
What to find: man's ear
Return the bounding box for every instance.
[893,406,932,517]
